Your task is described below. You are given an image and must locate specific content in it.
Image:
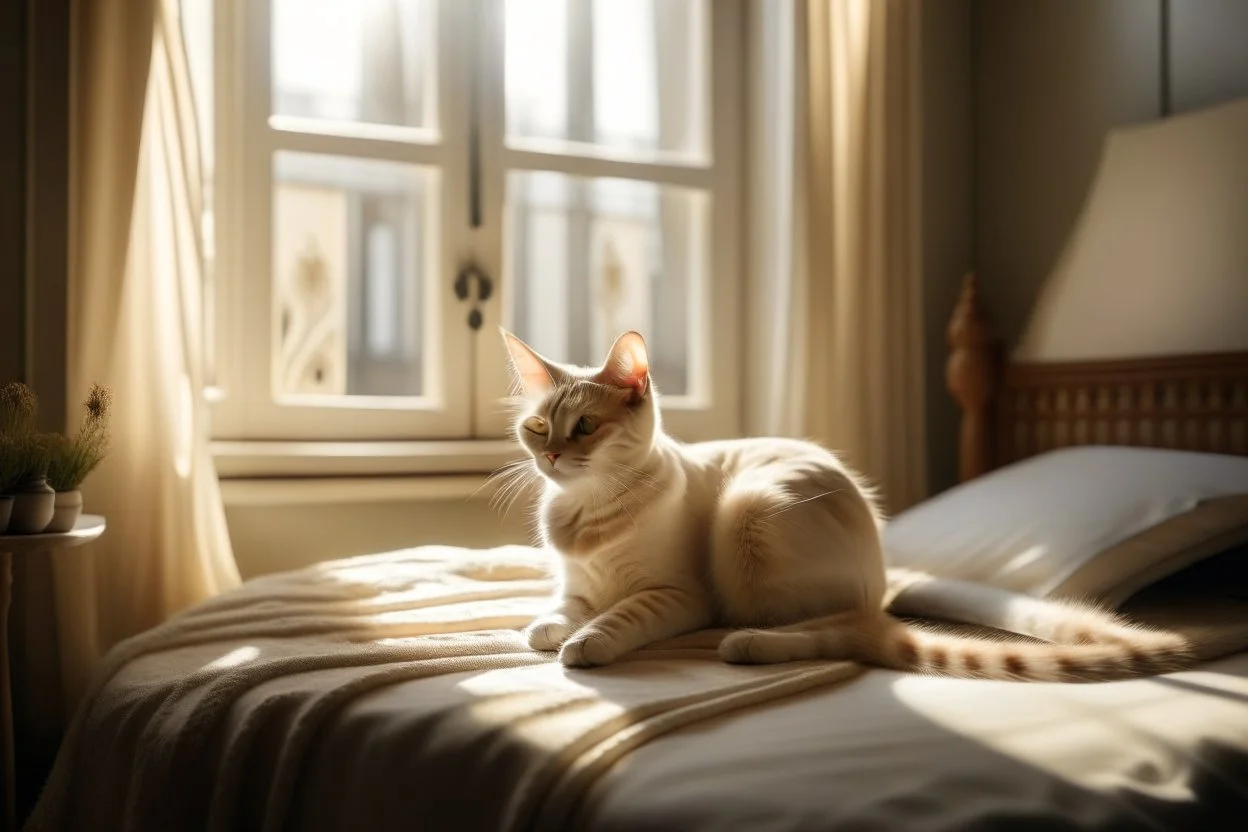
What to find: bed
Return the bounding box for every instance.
[23,103,1248,830]
[20,289,1248,831]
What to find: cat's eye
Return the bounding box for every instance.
[574,416,597,437]
[522,416,549,435]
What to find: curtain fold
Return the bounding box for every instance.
[748,0,926,514]
[54,0,240,712]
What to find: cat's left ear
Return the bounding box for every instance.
[596,330,650,401]
[500,328,561,396]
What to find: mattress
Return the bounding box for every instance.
[24,544,1248,832]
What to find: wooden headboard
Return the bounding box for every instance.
[945,273,1248,483]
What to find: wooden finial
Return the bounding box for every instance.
[946,272,1000,482]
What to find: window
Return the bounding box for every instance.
[203,0,744,459]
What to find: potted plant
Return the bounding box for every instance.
[4,431,56,534]
[0,436,17,534]
[0,381,41,534]
[45,384,113,532]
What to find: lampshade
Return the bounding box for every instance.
[1015,97,1248,361]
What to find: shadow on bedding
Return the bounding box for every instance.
[277,637,1248,832]
[283,546,1248,832]
[34,543,1248,832]
[562,660,1248,832]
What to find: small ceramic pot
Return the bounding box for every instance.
[44,489,84,534]
[8,476,56,534]
[0,495,13,535]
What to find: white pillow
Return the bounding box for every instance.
[884,446,1248,606]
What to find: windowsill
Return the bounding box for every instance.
[211,438,521,479]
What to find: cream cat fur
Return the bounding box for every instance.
[500,329,1194,682]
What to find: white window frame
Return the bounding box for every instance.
[208,0,745,473]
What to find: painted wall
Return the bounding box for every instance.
[227,494,535,581]
[0,0,71,429]
[973,0,1163,352]
[1170,0,1248,112]
[2,6,76,822]
[920,0,974,500]
[0,0,27,385]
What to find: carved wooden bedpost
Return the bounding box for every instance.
[946,273,1000,482]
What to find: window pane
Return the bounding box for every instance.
[506,171,705,397]
[504,0,707,159]
[272,151,436,398]
[271,0,436,129]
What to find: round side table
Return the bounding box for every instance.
[0,514,105,832]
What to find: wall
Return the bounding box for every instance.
[1171,0,1248,111]
[0,0,27,384]
[226,493,535,580]
[923,0,1248,494]
[973,0,1162,352]
[0,0,71,428]
[920,0,974,499]
[25,0,72,432]
[2,3,75,822]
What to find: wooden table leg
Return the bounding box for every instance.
[0,551,13,832]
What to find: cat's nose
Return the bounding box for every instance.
[544,453,561,466]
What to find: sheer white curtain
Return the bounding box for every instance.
[746,0,926,513]
[52,0,239,712]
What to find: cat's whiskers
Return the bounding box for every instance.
[478,460,530,493]
[470,457,531,502]
[494,480,534,519]
[485,461,539,518]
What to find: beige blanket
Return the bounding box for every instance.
[25,544,1248,832]
[23,546,863,832]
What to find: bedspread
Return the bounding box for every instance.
[22,545,862,832]
[23,544,1248,832]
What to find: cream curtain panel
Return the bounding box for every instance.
[748,0,926,514]
[53,0,239,711]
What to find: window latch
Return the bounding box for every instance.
[454,262,494,331]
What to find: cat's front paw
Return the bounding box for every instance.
[558,630,621,668]
[524,615,575,652]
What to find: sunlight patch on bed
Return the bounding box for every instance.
[306,545,554,594]
[316,562,422,592]
[202,645,261,671]
[457,665,604,697]
[453,561,551,582]
[885,673,1248,804]
[455,666,627,751]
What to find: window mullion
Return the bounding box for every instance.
[564,0,593,363]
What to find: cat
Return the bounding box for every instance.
[498,328,1194,682]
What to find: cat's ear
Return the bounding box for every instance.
[595,330,650,400]
[500,328,560,396]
